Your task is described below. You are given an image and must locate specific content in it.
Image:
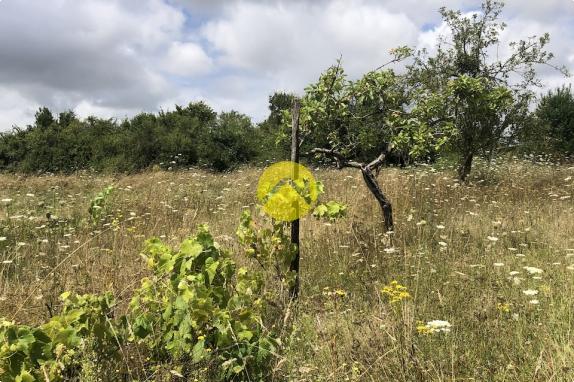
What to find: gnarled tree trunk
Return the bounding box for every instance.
[458,152,474,181]
[361,165,394,232]
[308,148,394,233]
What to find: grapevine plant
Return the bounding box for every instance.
[130,225,276,380]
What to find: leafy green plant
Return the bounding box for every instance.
[88,185,114,224]
[0,292,120,382]
[129,225,276,381]
[313,201,347,221]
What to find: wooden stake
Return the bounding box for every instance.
[289,100,301,299]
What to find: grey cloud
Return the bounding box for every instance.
[0,0,572,130]
[0,0,184,124]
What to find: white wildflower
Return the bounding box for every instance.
[523,266,543,275]
[426,320,452,333]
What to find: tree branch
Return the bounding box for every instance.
[306,148,363,169]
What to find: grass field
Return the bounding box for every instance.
[1,158,574,381]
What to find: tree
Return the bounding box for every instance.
[34,107,55,129]
[408,0,567,180]
[535,85,574,154]
[267,92,296,126]
[254,92,295,162]
[288,55,452,231]
[202,111,258,171]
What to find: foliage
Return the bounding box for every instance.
[129,225,277,381]
[88,185,114,224]
[408,0,567,180]
[530,85,574,154]
[237,210,299,290]
[202,111,259,171]
[312,201,347,221]
[255,92,295,162]
[289,56,451,164]
[0,292,120,381]
[0,102,266,173]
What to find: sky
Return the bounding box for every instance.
[0,0,572,131]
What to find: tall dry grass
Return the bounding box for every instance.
[1,158,573,381]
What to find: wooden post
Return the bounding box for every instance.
[289,100,301,299]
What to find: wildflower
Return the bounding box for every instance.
[522,289,538,296]
[436,224,445,229]
[381,280,411,303]
[497,302,511,313]
[0,237,6,242]
[1,198,12,204]
[529,299,539,305]
[523,266,543,275]
[509,271,520,276]
[417,320,452,334]
[487,236,499,242]
[416,220,427,226]
[334,289,347,297]
[493,262,504,267]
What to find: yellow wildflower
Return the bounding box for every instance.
[381,280,411,303]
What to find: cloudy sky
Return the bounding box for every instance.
[0,0,572,131]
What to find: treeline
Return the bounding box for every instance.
[0,84,572,174]
[0,94,292,173]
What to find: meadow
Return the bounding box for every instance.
[1,158,574,381]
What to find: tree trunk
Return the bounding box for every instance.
[289,101,301,299]
[360,165,394,232]
[458,152,474,182]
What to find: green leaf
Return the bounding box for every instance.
[204,258,219,285]
[15,370,35,382]
[192,338,207,363]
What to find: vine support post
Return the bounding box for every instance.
[289,100,301,299]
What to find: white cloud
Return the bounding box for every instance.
[163,42,213,76]
[0,87,39,130]
[199,0,419,119]
[0,0,184,127]
[203,0,418,77]
[0,0,572,130]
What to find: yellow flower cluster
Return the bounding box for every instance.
[416,322,434,335]
[381,280,411,303]
[496,302,511,313]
